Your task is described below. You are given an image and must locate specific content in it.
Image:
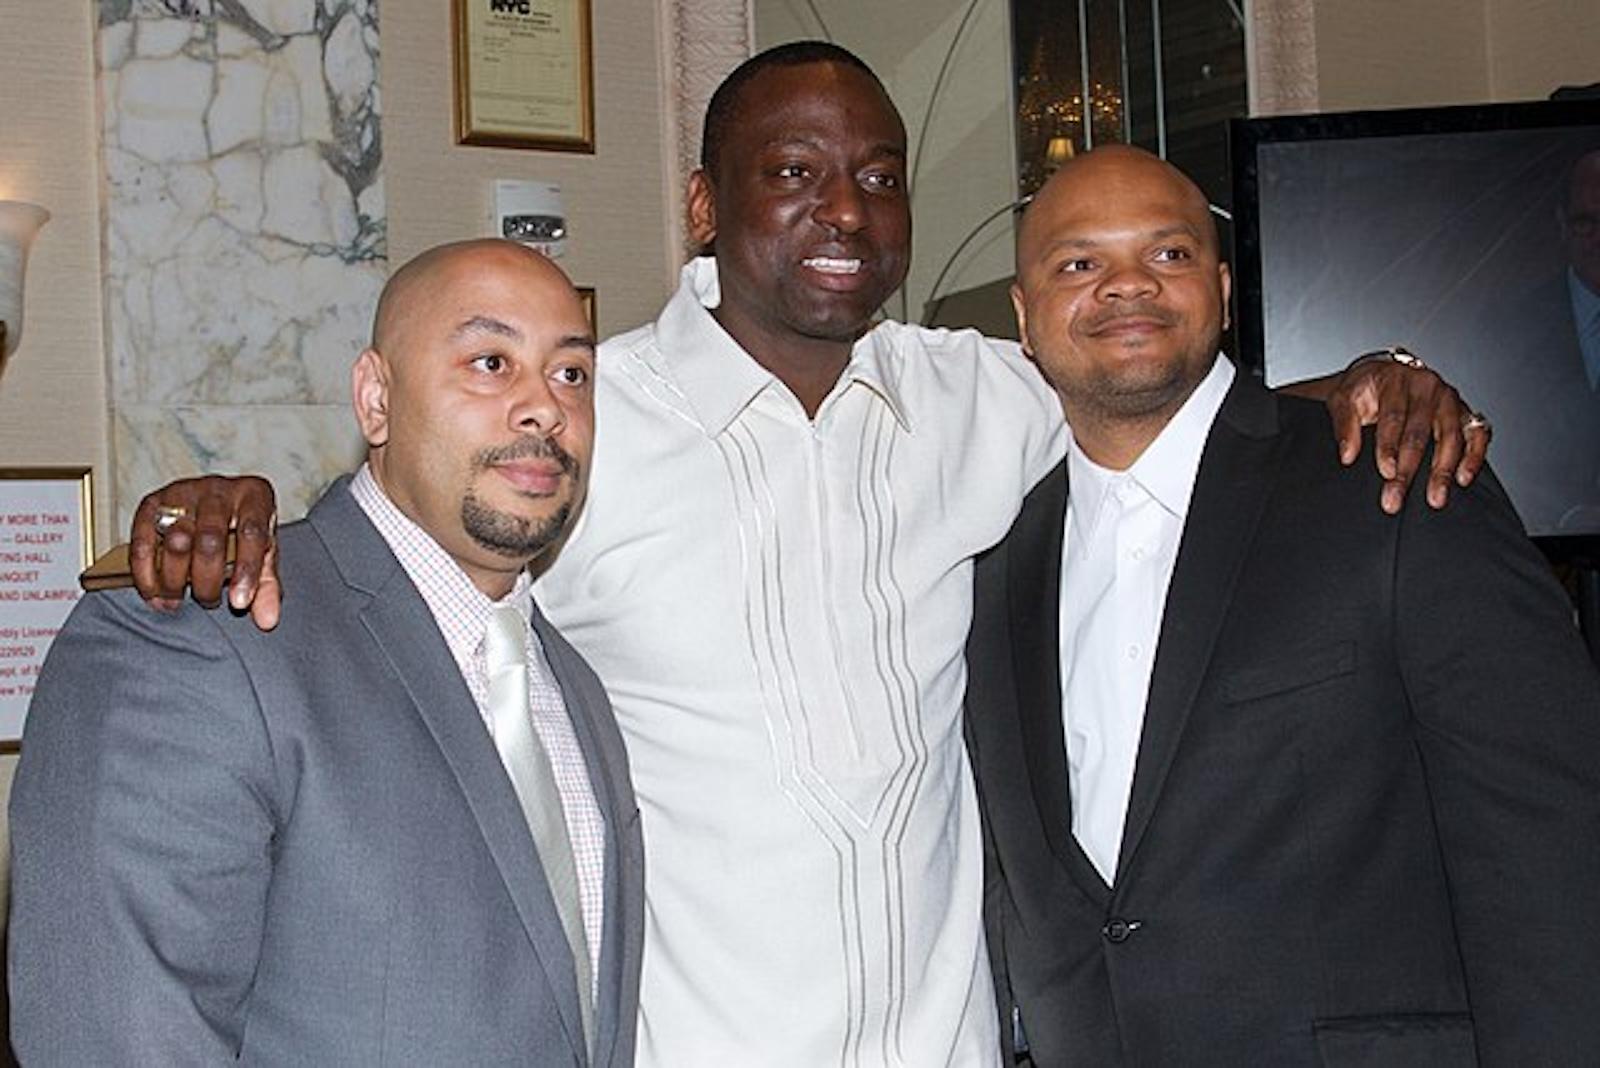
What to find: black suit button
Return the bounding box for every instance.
[1101,917,1140,944]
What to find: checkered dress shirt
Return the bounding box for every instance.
[351,466,605,985]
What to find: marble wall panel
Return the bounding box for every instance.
[97,0,384,526]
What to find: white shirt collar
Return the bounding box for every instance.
[1066,354,1235,547]
[656,257,914,435]
[349,464,532,665]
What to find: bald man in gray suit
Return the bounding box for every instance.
[9,241,643,1066]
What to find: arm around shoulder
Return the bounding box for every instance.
[9,591,278,1064]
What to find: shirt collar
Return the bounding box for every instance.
[1066,355,1234,544]
[655,257,913,435]
[1567,268,1600,390]
[349,464,532,666]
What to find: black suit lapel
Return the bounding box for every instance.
[1116,376,1284,881]
[1006,463,1113,902]
[308,485,590,1063]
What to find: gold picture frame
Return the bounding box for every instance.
[453,0,596,152]
[0,466,94,750]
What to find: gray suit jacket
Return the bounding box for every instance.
[9,478,644,1066]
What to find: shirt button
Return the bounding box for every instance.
[1130,546,1146,561]
[1101,917,1138,944]
[1126,644,1140,660]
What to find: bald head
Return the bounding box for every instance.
[371,239,579,356]
[1010,144,1231,469]
[1018,145,1219,269]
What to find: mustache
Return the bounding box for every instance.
[1083,302,1178,333]
[472,435,578,478]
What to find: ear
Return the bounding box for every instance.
[351,347,391,448]
[1217,261,1232,333]
[686,168,717,248]
[1010,282,1035,359]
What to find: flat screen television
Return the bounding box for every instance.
[1230,100,1600,542]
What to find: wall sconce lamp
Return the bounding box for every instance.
[0,200,51,369]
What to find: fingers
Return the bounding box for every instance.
[1379,370,1444,513]
[1325,387,1365,467]
[1324,354,1487,514]
[249,538,282,631]
[125,475,281,620]
[1458,414,1491,488]
[1422,384,1467,509]
[129,491,182,610]
[225,477,278,614]
[187,486,237,608]
[1369,369,1409,501]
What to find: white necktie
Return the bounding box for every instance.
[485,604,594,1051]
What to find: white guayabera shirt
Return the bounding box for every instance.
[535,258,1065,1067]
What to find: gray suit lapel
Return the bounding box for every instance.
[307,482,590,1063]
[533,607,632,1068]
[1115,376,1284,881]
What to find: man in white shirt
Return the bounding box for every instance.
[125,43,1488,1067]
[965,144,1600,1066]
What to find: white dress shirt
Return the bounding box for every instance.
[1059,356,1234,884]
[350,466,606,981]
[535,258,1065,1066]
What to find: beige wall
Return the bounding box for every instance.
[1486,0,1600,102]
[1260,0,1598,113]
[1311,0,1490,109]
[381,3,679,336]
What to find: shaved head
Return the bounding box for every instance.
[1017,145,1220,270]
[370,239,577,355]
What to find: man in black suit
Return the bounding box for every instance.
[965,145,1600,1066]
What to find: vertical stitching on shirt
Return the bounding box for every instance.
[855,402,928,1065]
[717,421,869,1066]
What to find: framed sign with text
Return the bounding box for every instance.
[0,467,93,749]
[454,0,595,152]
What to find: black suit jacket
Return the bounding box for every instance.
[965,371,1600,1066]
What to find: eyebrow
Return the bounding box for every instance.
[451,315,523,342]
[1035,224,1201,254]
[450,317,596,356]
[761,136,907,162]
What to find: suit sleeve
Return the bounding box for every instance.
[9,591,278,1065]
[1393,466,1600,1062]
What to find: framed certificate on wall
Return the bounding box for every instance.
[0,467,94,749]
[454,0,596,152]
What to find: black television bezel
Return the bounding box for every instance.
[1227,98,1600,380]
